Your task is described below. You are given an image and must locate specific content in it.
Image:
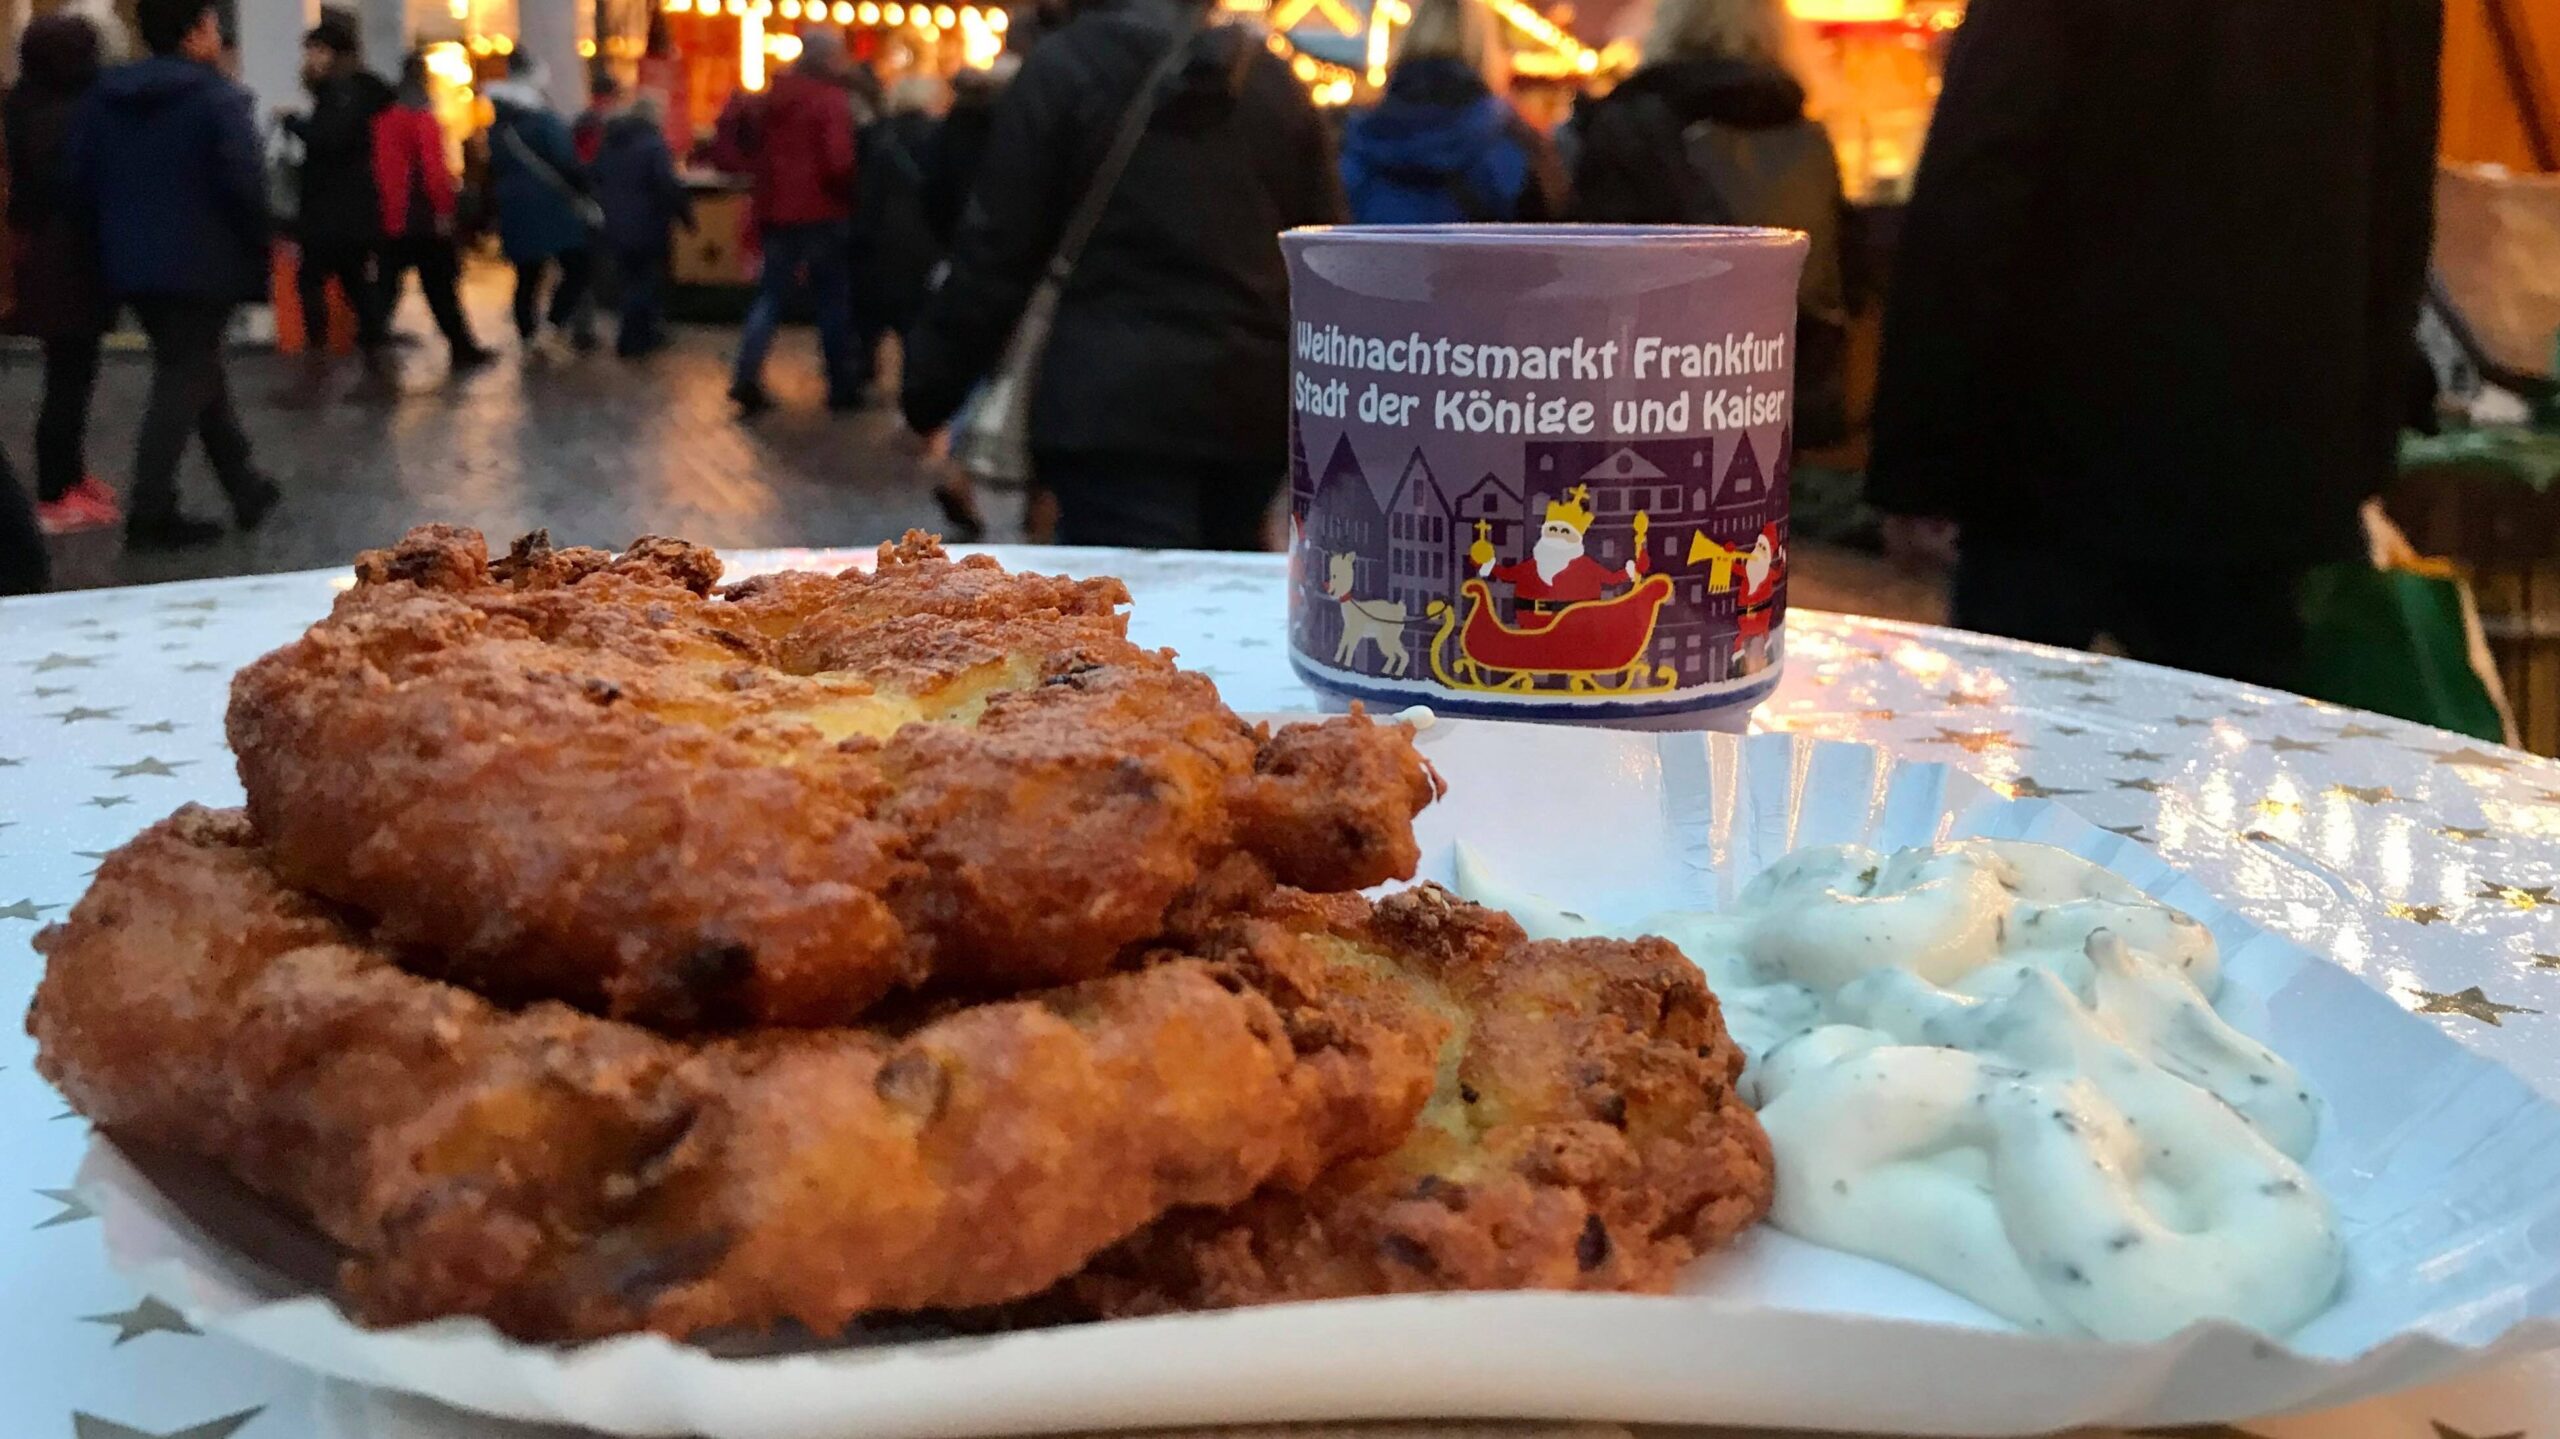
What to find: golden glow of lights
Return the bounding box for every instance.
[741,9,766,86]
[885,3,906,22]
[466,33,491,51]
[833,1,856,18]
[933,5,956,25]
[781,0,801,15]
[988,6,1006,27]
[917,20,937,36]
[1291,53,1317,80]
[858,1,881,19]
[423,41,476,84]
[1785,0,1905,17]
[768,29,804,57]
[727,0,746,14]
[448,0,470,17]
[960,4,999,64]
[577,37,596,54]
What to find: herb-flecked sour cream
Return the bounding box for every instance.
[1457,838,2341,1341]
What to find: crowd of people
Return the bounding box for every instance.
[0,0,2442,698]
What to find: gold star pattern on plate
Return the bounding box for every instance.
[81,1296,201,1346]
[2113,776,2165,793]
[1928,727,2018,754]
[2115,748,2167,764]
[129,720,177,734]
[2332,784,2398,805]
[2412,986,2538,1026]
[73,1407,261,1439]
[2441,826,2493,842]
[2476,882,2554,910]
[85,795,131,810]
[0,899,60,922]
[2432,746,2518,771]
[2005,777,2086,799]
[2387,902,2449,925]
[49,706,121,724]
[2333,722,2393,740]
[35,1187,95,1228]
[102,757,189,780]
[23,652,99,672]
[2266,736,2326,754]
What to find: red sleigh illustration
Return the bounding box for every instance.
[1425,572,1679,694]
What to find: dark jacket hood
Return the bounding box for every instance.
[601,109,661,148]
[94,55,229,112]
[1617,54,1804,129]
[15,14,100,97]
[1344,58,1503,175]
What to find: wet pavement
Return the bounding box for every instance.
[7,261,1945,626]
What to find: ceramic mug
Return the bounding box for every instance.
[1282,224,1808,730]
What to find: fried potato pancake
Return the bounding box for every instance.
[1063,885,1775,1312]
[226,527,1438,1029]
[28,809,1443,1340]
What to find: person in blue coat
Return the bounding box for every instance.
[65,0,281,551]
[1339,0,1566,225]
[481,53,598,353]
[591,89,694,358]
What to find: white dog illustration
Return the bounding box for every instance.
[1325,552,1410,675]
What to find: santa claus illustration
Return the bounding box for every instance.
[1474,485,1650,613]
[1733,523,1786,675]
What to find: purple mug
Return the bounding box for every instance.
[1281,225,1809,730]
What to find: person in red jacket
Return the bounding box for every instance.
[372,52,494,372]
[726,32,862,414]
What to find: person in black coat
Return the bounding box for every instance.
[919,60,1006,247]
[1570,0,1851,445]
[590,90,694,358]
[851,75,946,375]
[1867,0,2443,690]
[4,12,117,532]
[284,12,396,392]
[67,0,282,550]
[900,0,1347,551]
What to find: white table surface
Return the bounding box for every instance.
[3,544,2556,1439]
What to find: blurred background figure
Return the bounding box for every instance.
[1338,0,1566,224]
[483,52,600,357]
[283,11,397,400]
[0,448,43,593]
[6,12,118,534]
[920,57,1011,249]
[1865,0,2444,689]
[573,67,623,165]
[727,30,862,415]
[373,51,495,376]
[902,0,1347,551]
[1570,0,1852,446]
[593,88,694,358]
[69,0,280,551]
[850,72,948,393]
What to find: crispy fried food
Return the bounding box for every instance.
[28,808,1442,1341]
[1062,885,1774,1313]
[226,526,1438,1029]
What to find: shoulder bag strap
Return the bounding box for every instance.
[1044,6,1206,284]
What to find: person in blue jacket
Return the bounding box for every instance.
[481,53,598,354]
[65,0,281,551]
[590,89,694,358]
[1339,0,1566,224]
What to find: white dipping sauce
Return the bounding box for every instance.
[1455,838,2341,1341]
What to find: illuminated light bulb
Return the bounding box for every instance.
[726,0,745,15]
[753,0,772,14]
[1291,53,1315,79]
[933,6,955,25]
[858,1,880,18]
[781,0,799,13]
[833,1,855,19]
[1574,47,1596,70]
[577,37,596,54]
[492,34,513,51]
[885,2,904,21]
[987,6,1006,28]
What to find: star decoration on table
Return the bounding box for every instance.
[2333,722,2394,740]
[1942,690,2000,708]
[2050,724,2088,737]
[2240,829,2283,843]
[2115,748,2167,764]
[2265,736,2326,754]
[85,795,131,810]
[33,684,72,698]
[156,641,188,652]
[2432,746,2519,771]
[2167,715,2214,728]
[2255,798,2305,818]
[22,652,99,672]
[2429,1422,2525,1439]
[34,1187,95,1228]
[158,597,220,612]
[2102,823,2149,840]
[2113,776,2165,793]
[129,720,177,734]
[2441,826,2494,842]
[2027,665,2099,685]
[1928,727,2018,754]
[158,616,211,631]
[50,706,121,724]
[0,754,21,766]
[2412,986,2538,1026]
[2387,902,2449,925]
[178,661,221,673]
[102,757,189,780]
[1,899,61,922]
[73,1406,261,1439]
[2331,784,2398,805]
[2477,882,2554,910]
[2004,777,2085,799]
[75,851,108,875]
[81,1296,201,1345]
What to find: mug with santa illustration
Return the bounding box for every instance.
[1282,224,1809,730]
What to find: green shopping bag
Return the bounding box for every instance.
[2298,563,2509,742]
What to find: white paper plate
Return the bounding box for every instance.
[78,723,2560,1436]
